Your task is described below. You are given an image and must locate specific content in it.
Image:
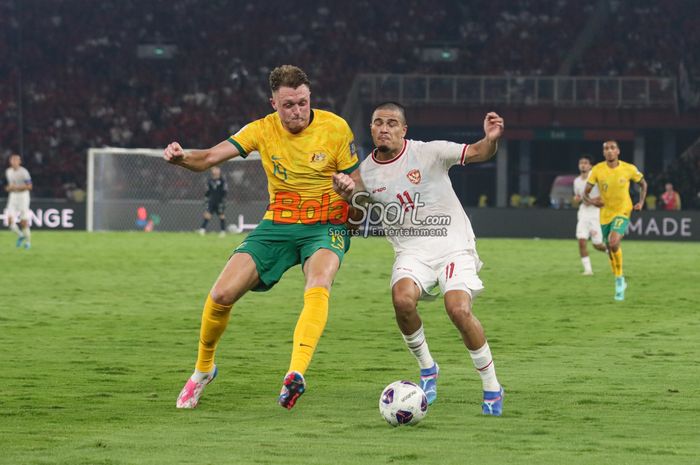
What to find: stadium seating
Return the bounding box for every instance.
[1,0,697,201]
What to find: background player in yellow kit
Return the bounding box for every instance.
[584,140,647,301]
[164,65,359,410]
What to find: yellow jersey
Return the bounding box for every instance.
[587,160,643,224]
[228,109,359,223]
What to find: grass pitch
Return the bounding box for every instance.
[1,231,699,465]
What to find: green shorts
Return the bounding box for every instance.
[233,220,350,291]
[601,216,630,243]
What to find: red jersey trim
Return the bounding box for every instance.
[371,139,408,165]
[460,144,470,165]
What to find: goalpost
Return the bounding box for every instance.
[86,148,267,232]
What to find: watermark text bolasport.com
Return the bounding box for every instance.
[348,192,450,227]
[269,191,451,229]
[334,226,448,238]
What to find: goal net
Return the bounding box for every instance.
[86,148,268,232]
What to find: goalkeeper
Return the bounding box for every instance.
[198,166,228,237]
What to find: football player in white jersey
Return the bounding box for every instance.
[333,102,505,416]
[5,154,33,249]
[572,156,606,275]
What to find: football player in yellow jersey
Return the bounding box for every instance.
[164,65,359,410]
[584,140,647,301]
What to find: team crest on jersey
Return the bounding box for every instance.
[310,153,327,163]
[406,169,422,185]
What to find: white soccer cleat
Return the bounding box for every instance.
[582,270,594,276]
[197,228,206,236]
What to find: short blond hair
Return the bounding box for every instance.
[269,65,311,93]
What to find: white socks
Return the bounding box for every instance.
[22,226,31,243]
[10,223,22,237]
[581,256,592,273]
[402,325,435,370]
[404,327,501,391]
[468,342,500,392]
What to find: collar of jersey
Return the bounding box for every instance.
[371,139,408,165]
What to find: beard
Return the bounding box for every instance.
[377,145,391,153]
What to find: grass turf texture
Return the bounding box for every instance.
[1,231,699,465]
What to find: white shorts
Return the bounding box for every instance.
[390,251,484,300]
[6,194,31,221]
[576,214,603,244]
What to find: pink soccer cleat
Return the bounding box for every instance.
[176,366,218,409]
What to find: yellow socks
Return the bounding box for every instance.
[288,287,330,375]
[612,248,623,277]
[193,288,330,376]
[608,248,624,277]
[195,294,233,373]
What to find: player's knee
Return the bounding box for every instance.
[392,292,417,317]
[445,301,473,321]
[209,287,240,306]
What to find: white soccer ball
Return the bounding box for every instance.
[379,380,428,427]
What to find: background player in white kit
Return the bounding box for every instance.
[5,154,33,249]
[572,156,606,275]
[333,102,505,416]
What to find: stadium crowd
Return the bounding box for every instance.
[1,0,698,204]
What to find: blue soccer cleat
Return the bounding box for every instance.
[420,363,439,405]
[278,371,306,410]
[16,236,25,248]
[614,276,627,301]
[482,386,504,416]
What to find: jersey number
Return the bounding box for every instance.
[396,191,415,212]
[272,160,288,180]
[445,262,455,280]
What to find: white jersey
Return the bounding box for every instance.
[5,167,32,201]
[5,166,32,219]
[359,139,475,258]
[573,174,599,219]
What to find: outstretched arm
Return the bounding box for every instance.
[464,112,504,163]
[633,178,647,211]
[163,140,241,172]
